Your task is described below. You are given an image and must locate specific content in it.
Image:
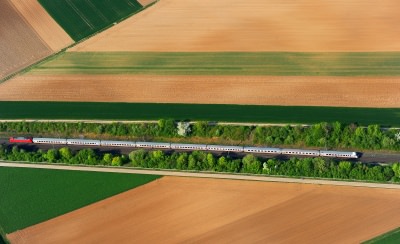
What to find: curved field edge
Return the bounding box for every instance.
[0,102,399,126]
[363,227,400,244]
[38,0,144,42]
[31,52,400,76]
[0,167,160,233]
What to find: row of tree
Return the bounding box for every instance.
[1,144,399,183]
[0,145,127,166]
[1,120,399,151]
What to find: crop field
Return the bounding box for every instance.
[1,74,400,108]
[29,52,400,76]
[9,0,73,52]
[0,167,160,233]
[71,0,400,52]
[8,177,400,243]
[38,0,144,41]
[0,0,52,80]
[0,101,399,126]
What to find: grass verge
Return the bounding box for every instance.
[31,52,400,76]
[0,166,160,233]
[0,102,399,126]
[363,227,400,244]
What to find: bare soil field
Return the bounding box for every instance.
[8,177,400,243]
[0,0,52,80]
[1,74,399,107]
[9,0,73,52]
[70,0,400,52]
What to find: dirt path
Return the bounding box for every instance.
[70,0,400,52]
[6,173,400,243]
[9,0,73,52]
[1,74,399,107]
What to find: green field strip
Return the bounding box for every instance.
[30,52,400,76]
[363,227,400,244]
[38,0,143,41]
[0,167,160,233]
[0,102,399,126]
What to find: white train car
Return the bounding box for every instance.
[244,147,281,154]
[170,143,207,151]
[100,140,136,147]
[66,139,101,146]
[33,138,67,145]
[320,150,358,158]
[136,142,170,149]
[206,145,244,152]
[281,148,320,156]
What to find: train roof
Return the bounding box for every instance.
[320,150,357,155]
[67,139,100,142]
[207,145,243,149]
[171,143,207,147]
[100,140,136,144]
[281,148,319,153]
[136,141,170,145]
[244,146,281,151]
[33,137,67,141]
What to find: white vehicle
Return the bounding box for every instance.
[320,150,358,158]
[66,139,101,146]
[33,138,67,145]
[206,145,244,152]
[281,149,320,156]
[100,140,136,147]
[243,147,281,154]
[170,143,207,151]
[136,142,170,149]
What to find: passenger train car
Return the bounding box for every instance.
[8,137,359,158]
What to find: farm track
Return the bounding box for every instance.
[1,74,400,108]
[6,172,400,243]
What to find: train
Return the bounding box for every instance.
[8,137,359,158]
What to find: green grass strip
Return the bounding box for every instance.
[39,0,143,41]
[363,227,400,244]
[0,102,399,126]
[0,167,160,233]
[31,52,400,76]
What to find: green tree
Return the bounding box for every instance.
[111,156,122,166]
[45,149,59,163]
[59,147,73,161]
[103,153,113,165]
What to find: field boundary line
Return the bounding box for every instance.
[1,161,400,189]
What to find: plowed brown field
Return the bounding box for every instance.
[9,0,73,52]
[1,74,400,107]
[0,0,52,80]
[8,177,400,243]
[70,0,400,52]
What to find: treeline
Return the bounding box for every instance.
[1,144,400,183]
[1,120,399,150]
[0,145,127,166]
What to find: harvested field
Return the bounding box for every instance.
[8,177,400,243]
[71,0,400,52]
[0,0,52,80]
[9,0,73,52]
[1,74,400,108]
